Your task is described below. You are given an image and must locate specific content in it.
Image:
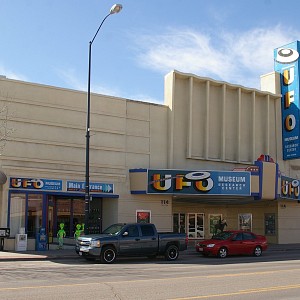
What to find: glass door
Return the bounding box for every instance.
[188,213,204,239]
[48,206,54,243]
[72,199,85,236]
[53,197,87,237]
[56,198,71,237]
[173,213,186,233]
[197,214,204,238]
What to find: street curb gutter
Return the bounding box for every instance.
[1,245,300,262]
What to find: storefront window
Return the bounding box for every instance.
[238,213,252,231]
[72,199,85,234]
[9,193,88,239]
[27,194,43,238]
[209,214,222,236]
[56,198,71,237]
[173,214,179,233]
[265,213,276,235]
[136,210,151,223]
[9,193,26,237]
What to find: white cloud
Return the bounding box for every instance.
[133,24,300,89]
[56,68,86,91]
[56,68,119,95]
[57,23,300,104]
[0,65,28,81]
[56,68,162,103]
[127,93,163,104]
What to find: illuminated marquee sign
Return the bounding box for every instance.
[274,41,300,160]
[10,178,63,191]
[147,170,251,196]
[281,176,300,200]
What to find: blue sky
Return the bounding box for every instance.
[1,0,300,104]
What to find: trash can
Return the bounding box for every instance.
[35,228,47,251]
[0,228,10,251]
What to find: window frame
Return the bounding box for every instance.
[8,191,47,237]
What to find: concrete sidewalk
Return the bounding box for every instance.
[0,243,299,262]
[0,249,77,261]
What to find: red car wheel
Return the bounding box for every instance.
[218,247,228,258]
[253,246,262,257]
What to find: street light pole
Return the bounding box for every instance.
[84,4,123,235]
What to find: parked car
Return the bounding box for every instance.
[76,223,188,263]
[195,230,268,258]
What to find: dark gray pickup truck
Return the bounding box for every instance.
[75,223,188,263]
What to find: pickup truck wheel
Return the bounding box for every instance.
[101,247,116,264]
[165,245,179,261]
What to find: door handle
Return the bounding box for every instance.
[135,238,140,241]
[152,237,157,240]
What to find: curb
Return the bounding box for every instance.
[0,253,79,262]
[1,245,300,262]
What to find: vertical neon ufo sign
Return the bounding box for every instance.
[274,41,300,160]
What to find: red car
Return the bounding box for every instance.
[195,230,268,258]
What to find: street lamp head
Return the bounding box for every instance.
[110,4,122,14]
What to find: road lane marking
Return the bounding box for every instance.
[206,270,276,278]
[168,284,300,299]
[0,268,300,292]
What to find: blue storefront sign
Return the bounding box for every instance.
[274,41,300,160]
[10,178,63,191]
[67,181,114,193]
[147,170,251,196]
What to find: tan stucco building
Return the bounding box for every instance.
[0,67,299,250]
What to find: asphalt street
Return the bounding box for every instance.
[0,242,300,262]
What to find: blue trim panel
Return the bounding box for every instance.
[131,190,147,194]
[9,189,119,198]
[255,161,263,200]
[129,168,147,173]
[275,163,279,200]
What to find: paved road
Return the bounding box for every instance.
[0,247,300,299]
[0,243,300,261]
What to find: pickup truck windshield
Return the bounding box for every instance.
[102,224,125,235]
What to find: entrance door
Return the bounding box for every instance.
[55,197,86,237]
[54,197,101,237]
[56,198,71,237]
[72,199,85,235]
[48,206,54,243]
[188,213,204,239]
[173,213,186,233]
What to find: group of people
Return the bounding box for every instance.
[56,223,84,249]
